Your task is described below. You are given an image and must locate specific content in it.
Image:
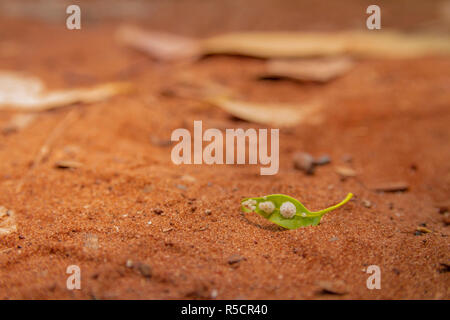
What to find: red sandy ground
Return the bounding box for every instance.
[0,0,449,299]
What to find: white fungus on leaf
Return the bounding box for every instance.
[242,199,257,211]
[280,201,296,219]
[258,201,275,214]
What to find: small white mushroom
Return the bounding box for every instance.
[258,201,275,214]
[280,201,296,219]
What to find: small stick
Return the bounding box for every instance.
[15,109,79,193]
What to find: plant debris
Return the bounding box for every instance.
[201,31,450,58]
[334,165,356,178]
[54,160,83,169]
[227,254,246,265]
[316,280,348,295]
[116,25,200,61]
[205,96,322,127]
[0,206,17,236]
[119,27,450,60]
[416,226,432,234]
[372,182,410,193]
[0,71,132,111]
[262,57,354,82]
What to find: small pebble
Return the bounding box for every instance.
[152,208,164,215]
[125,260,133,268]
[293,152,315,174]
[137,263,152,278]
[205,209,212,215]
[314,155,331,166]
[210,289,218,299]
[228,254,246,265]
[362,200,372,208]
[329,237,339,242]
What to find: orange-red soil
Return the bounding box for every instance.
[0,0,449,299]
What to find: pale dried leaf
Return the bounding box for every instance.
[206,97,322,127]
[119,28,450,60]
[372,182,409,192]
[201,32,347,58]
[316,280,348,295]
[416,226,432,234]
[335,166,356,177]
[264,57,354,82]
[116,25,200,61]
[0,206,17,236]
[54,160,83,169]
[201,31,450,58]
[0,71,132,111]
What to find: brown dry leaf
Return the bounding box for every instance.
[0,206,17,236]
[0,71,132,111]
[316,280,348,295]
[206,97,322,127]
[416,226,432,234]
[201,31,450,58]
[119,27,450,60]
[335,165,356,177]
[116,25,201,61]
[372,182,409,192]
[264,57,354,82]
[201,32,347,58]
[54,160,83,169]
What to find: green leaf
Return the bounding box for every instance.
[241,193,353,230]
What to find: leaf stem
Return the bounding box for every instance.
[299,193,353,217]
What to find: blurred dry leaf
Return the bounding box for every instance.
[263,57,354,82]
[316,280,348,295]
[116,25,200,61]
[202,31,450,58]
[206,97,322,127]
[0,206,17,236]
[371,181,409,192]
[0,71,132,111]
[118,27,450,60]
[202,32,346,58]
[54,160,83,169]
[335,166,356,177]
[2,113,36,134]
